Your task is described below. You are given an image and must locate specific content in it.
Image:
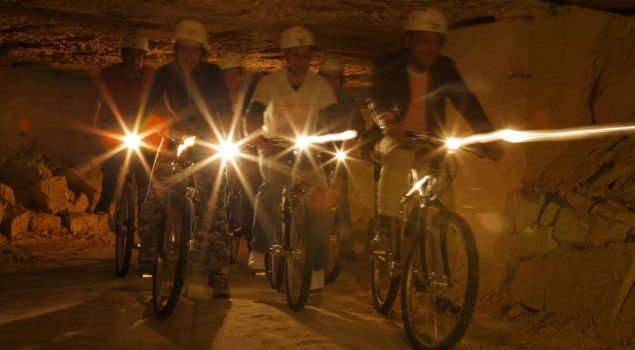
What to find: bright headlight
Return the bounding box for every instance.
[296,136,311,150]
[335,150,347,161]
[218,140,240,161]
[123,133,141,149]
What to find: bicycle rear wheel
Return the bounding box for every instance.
[152,194,194,320]
[401,209,479,350]
[324,224,346,284]
[285,197,311,311]
[114,178,136,278]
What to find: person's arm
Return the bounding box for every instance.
[445,59,503,160]
[244,76,269,145]
[141,67,168,124]
[445,60,494,134]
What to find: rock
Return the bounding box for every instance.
[566,191,594,212]
[0,233,7,246]
[553,208,630,247]
[505,189,543,232]
[508,226,560,260]
[64,164,102,211]
[0,183,16,205]
[0,203,4,224]
[30,176,69,214]
[70,193,89,213]
[62,212,109,235]
[2,207,31,239]
[502,303,530,320]
[511,244,635,323]
[0,160,52,205]
[537,195,565,227]
[29,212,62,234]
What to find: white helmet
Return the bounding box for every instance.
[173,19,208,47]
[280,25,315,49]
[404,9,448,34]
[121,32,149,52]
[319,58,343,74]
[218,52,242,70]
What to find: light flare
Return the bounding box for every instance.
[123,133,142,150]
[177,136,197,157]
[217,139,240,161]
[446,123,635,150]
[335,150,347,161]
[295,130,358,149]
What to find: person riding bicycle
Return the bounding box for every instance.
[368,8,504,253]
[94,31,155,215]
[318,57,365,260]
[245,25,339,291]
[218,52,262,246]
[137,19,233,299]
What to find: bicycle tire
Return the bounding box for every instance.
[285,197,311,311]
[401,209,479,350]
[152,194,194,320]
[115,179,136,278]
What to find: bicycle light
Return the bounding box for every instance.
[335,150,347,161]
[217,139,240,161]
[123,133,142,150]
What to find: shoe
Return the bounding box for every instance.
[369,232,392,255]
[209,270,230,299]
[310,269,324,291]
[248,251,265,271]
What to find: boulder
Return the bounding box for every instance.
[29,212,63,234]
[511,244,635,323]
[2,207,31,239]
[0,203,4,224]
[0,233,7,245]
[64,164,103,211]
[537,195,565,227]
[0,183,16,206]
[507,226,560,260]
[566,191,594,212]
[62,212,109,235]
[30,176,69,214]
[69,193,89,213]
[554,208,630,247]
[0,160,52,205]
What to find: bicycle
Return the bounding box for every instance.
[370,132,481,350]
[151,135,198,319]
[265,131,357,310]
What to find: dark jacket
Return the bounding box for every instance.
[144,61,232,137]
[367,49,494,140]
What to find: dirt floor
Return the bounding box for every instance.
[0,234,630,350]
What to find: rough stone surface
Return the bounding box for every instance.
[0,233,7,245]
[30,176,69,214]
[62,212,109,235]
[29,212,63,234]
[537,195,565,227]
[511,244,635,323]
[2,207,31,239]
[505,189,543,232]
[0,183,16,206]
[0,203,4,224]
[70,193,89,213]
[554,208,630,247]
[566,191,595,212]
[64,165,103,211]
[0,160,52,205]
[507,226,560,260]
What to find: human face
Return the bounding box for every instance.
[175,41,203,72]
[285,46,312,76]
[222,67,244,93]
[122,48,146,70]
[408,31,444,69]
[321,71,343,95]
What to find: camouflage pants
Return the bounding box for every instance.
[138,138,229,272]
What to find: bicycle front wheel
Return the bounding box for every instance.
[152,194,194,320]
[285,197,311,311]
[401,209,479,350]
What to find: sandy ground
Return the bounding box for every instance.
[0,236,630,350]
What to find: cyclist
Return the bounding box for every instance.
[218,52,262,245]
[368,9,503,253]
[318,57,365,260]
[94,31,154,215]
[245,26,339,291]
[137,19,233,299]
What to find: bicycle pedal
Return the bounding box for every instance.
[139,273,153,279]
[133,243,141,250]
